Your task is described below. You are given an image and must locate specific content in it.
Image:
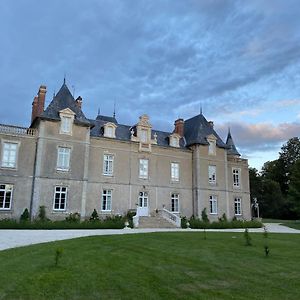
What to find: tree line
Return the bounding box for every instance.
[249,137,300,220]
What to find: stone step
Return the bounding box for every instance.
[138,216,177,228]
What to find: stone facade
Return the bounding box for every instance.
[0,83,251,221]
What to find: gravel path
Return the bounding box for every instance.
[0,223,299,251]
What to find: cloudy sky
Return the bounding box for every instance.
[1,0,300,170]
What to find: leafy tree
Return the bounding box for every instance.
[287,160,300,219]
[249,167,262,200]
[279,137,300,170]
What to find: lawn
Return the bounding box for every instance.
[263,218,300,230]
[0,232,299,300]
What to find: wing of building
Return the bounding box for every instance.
[0,82,251,223]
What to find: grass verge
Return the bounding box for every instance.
[0,232,299,299]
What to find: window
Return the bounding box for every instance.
[233,168,240,187]
[103,154,114,176]
[106,126,113,137]
[171,162,179,181]
[57,147,71,171]
[139,191,148,207]
[61,116,72,134]
[53,186,67,211]
[208,165,216,184]
[208,140,216,155]
[1,142,18,168]
[104,123,116,138]
[140,129,148,143]
[171,193,179,212]
[234,197,242,215]
[170,136,179,147]
[139,159,148,179]
[209,195,218,214]
[102,189,112,211]
[0,184,13,210]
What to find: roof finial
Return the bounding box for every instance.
[63,73,66,85]
[53,90,56,98]
[98,108,100,116]
[113,100,116,118]
[200,104,203,115]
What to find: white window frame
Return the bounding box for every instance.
[233,168,241,188]
[170,136,179,147]
[102,189,112,211]
[171,193,179,213]
[208,140,216,155]
[140,129,148,143]
[1,142,19,169]
[53,186,67,211]
[139,159,149,179]
[57,147,71,171]
[234,197,242,215]
[103,154,114,176]
[171,162,180,182]
[0,184,13,210]
[103,123,117,138]
[208,165,216,184]
[209,195,218,215]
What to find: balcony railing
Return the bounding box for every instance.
[0,124,37,137]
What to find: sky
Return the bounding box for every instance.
[0,0,300,170]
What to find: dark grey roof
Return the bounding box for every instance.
[41,83,91,126]
[184,113,228,148]
[226,129,241,156]
[89,118,186,148]
[96,115,118,124]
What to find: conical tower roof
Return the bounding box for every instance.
[226,129,241,156]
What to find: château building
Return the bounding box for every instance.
[0,82,251,226]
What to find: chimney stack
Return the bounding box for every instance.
[174,118,184,136]
[75,96,82,109]
[208,121,214,128]
[31,85,47,124]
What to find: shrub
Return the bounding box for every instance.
[66,212,81,223]
[201,208,209,223]
[218,213,227,222]
[181,216,188,228]
[55,248,64,266]
[38,206,47,222]
[244,228,252,246]
[89,209,99,221]
[20,208,30,222]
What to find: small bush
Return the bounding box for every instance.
[244,228,252,246]
[66,212,81,223]
[181,216,188,228]
[38,206,47,222]
[89,209,99,221]
[218,213,227,222]
[201,208,209,223]
[55,248,64,266]
[20,208,30,222]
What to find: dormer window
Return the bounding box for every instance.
[104,122,117,138]
[169,134,180,148]
[207,134,217,155]
[59,108,75,135]
[140,129,148,143]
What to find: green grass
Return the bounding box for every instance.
[263,218,300,230]
[0,232,300,300]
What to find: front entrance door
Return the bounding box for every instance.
[138,191,149,216]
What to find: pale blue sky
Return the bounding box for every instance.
[0,0,300,170]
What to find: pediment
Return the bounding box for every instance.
[59,108,76,116]
[206,134,217,141]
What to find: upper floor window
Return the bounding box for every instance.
[209,195,218,214]
[234,197,242,215]
[233,168,240,187]
[102,189,112,211]
[103,154,114,176]
[57,147,71,171]
[61,116,72,134]
[1,142,18,168]
[103,123,117,138]
[208,140,216,155]
[53,186,67,211]
[208,165,216,184]
[139,159,148,179]
[171,193,179,212]
[0,184,13,210]
[140,129,148,143]
[171,162,180,181]
[170,135,180,148]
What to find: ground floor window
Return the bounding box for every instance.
[171,193,179,212]
[0,184,13,210]
[102,189,112,211]
[234,197,242,215]
[138,191,148,207]
[209,195,217,214]
[53,186,67,210]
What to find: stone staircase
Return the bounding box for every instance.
[138,215,177,228]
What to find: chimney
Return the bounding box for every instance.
[174,118,184,136]
[75,96,82,109]
[31,85,47,124]
[208,121,214,128]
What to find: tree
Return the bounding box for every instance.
[249,167,262,200]
[287,160,300,219]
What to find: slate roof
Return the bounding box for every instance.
[184,113,228,148]
[226,129,241,156]
[41,83,91,126]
